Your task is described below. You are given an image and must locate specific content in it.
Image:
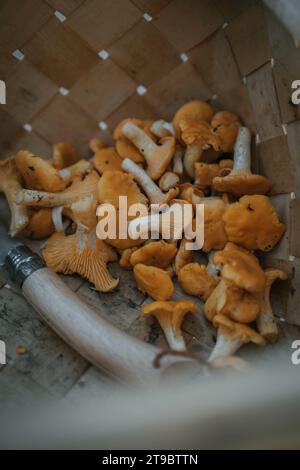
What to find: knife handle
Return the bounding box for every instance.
[6,246,196,384]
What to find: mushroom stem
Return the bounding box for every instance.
[123,122,156,157]
[122,159,177,205]
[231,127,252,175]
[208,330,241,362]
[173,146,184,174]
[163,326,186,351]
[150,120,174,138]
[256,269,288,342]
[183,143,204,178]
[59,159,91,183]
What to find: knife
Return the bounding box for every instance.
[0,217,170,385]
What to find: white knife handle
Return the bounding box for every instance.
[22,268,162,385]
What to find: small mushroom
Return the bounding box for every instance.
[133,264,174,300]
[214,242,266,294]
[174,237,194,274]
[150,120,174,138]
[178,262,220,301]
[178,183,204,205]
[93,147,123,174]
[222,195,285,251]
[130,240,177,269]
[119,247,137,270]
[52,142,80,169]
[15,150,67,192]
[122,121,176,180]
[15,150,90,191]
[22,208,55,240]
[0,157,29,236]
[173,100,214,141]
[114,118,155,164]
[43,230,119,292]
[204,279,260,324]
[208,314,265,362]
[122,159,178,205]
[213,127,271,196]
[180,119,221,178]
[211,111,241,153]
[256,268,288,343]
[142,300,196,350]
[15,170,100,207]
[194,159,233,191]
[158,172,179,192]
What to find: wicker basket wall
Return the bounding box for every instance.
[0,0,300,326]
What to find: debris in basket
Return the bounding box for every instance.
[4,99,288,365]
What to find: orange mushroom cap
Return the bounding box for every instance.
[213,314,265,346]
[22,208,55,240]
[133,264,174,300]
[130,240,177,269]
[93,147,123,174]
[178,262,219,301]
[211,111,241,153]
[43,230,118,292]
[222,195,285,251]
[52,142,80,170]
[173,100,214,141]
[214,242,266,293]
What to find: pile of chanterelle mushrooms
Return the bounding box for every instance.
[0,100,287,365]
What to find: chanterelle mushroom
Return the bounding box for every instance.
[178,262,219,301]
[15,171,100,207]
[173,100,214,141]
[0,157,29,236]
[122,159,178,205]
[122,122,176,180]
[142,300,196,350]
[214,242,266,294]
[211,111,241,153]
[194,160,233,191]
[213,127,271,196]
[209,314,265,362]
[204,279,260,324]
[222,195,285,251]
[114,118,154,164]
[197,196,228,252]
[174,238,194,274]
[158,172,179,192]
[93,147,122,174]
[180,119,221,178]
[43,230,119,292]
[133,264,174,300]
[130,240,177,269]
[150,120,174,138]
[22,208,55,240]
[52,142,80,170]
[256,268,288,343]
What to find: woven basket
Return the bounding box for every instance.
[1,0,300,365]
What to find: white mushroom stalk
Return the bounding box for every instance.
[121,158,178,205]
[256,269,288,343]
[206,251,221,277]
[173,146,184,174]
[122,122,175,180]
[150,120,174,138]
[163,326,186,351]
[230,126,252,175]
[183,144,207,179]
[208,330,242,362]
